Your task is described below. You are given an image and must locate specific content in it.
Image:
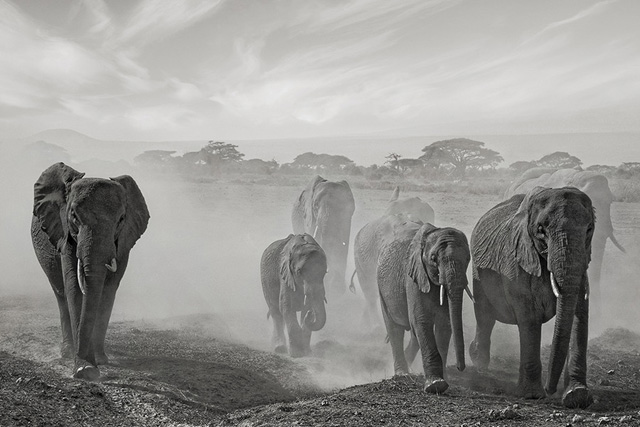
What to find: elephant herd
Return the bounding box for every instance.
[30,163,623,410]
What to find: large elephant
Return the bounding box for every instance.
[351,188,435,324]
[292,175,355,296]
[377,222,472,393]
[505,168,624,320]
[31,162,149,380]
[470,186,593,408]
[261,234,327,357]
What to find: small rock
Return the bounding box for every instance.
[620,415,633,423]
[607,370,615,375]
[550,411,564,419]
[512,404,519,409]
[598,416,611,425]
[599,379,611,386]
[617,360,625,365]
[572,414,585,423]
[320,400,329,406]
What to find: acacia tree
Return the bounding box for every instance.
[419,138,503,177]
[385,153,402,172]
[536,151,582,169]
[291,152,354,171]
[201,140,245,165]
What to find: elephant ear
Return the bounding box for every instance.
[280,235,298,291]
[110,175,150,258]
[511,187,545,277]
[33,162,85,249]
[407,224,438,294]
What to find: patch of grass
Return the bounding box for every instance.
[610,179,640,203]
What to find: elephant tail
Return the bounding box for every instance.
[609,232,626,253]
[349,270,358,294]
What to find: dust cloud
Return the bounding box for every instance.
[1,140,639,392]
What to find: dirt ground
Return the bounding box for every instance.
[1,177,640,426]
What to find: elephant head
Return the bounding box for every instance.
[33,162,149,378]
[385,186,435,224]
[512,186,594,393]
[281,234,327,332]
[303,177,355,295]
[408,224,471,372]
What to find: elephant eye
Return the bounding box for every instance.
[429,253,437,264]
[536,224,545,237]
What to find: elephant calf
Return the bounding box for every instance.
[261,234,327,357]
[378,222,472,393]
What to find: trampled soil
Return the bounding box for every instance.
[2,181,640,426]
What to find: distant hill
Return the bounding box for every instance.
[19,129,204,163]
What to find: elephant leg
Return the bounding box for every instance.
[414,319,448,393]
[469,279,495,370]
[516,322,545,399]
[284,311,306,358]
[92,282,119,366]
[404,329,420,369]
[434,308,452,381]
[270,311,287,354]
[54,293,74,359]
[299,312,312,355]
[562,293,593,408]
[381,303,408,375]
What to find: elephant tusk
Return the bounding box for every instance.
[303,295,309,309]
[77,262,87,295]
[440,285,445,306]
[550,272,561,298]
[105,258,117,273]
[313,225,318,239]
[324,296,327,304]
[585,279,590,301]
[464,285,476,304]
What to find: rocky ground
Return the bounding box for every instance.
[2,295,640,427]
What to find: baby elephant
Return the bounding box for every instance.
[261,234,327,357]
[378,223,472,393]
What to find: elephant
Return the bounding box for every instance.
[351,187,435,325]
[377,222,472,393]
[505,168,624,321]
[292,175,355,296]
[384,186,435,223]
[470,186,594,408]
[31,162,149,380]
[261,233,327,357]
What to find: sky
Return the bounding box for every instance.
[1,0,639,141]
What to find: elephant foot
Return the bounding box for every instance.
[469,340,489,370]
[562,384,593,409]
[95,352,109,366]
[60,342,74,359]
[73,362,100,381]
[274,344,287,354]
[517,382,545,400]
[424,378,449,394]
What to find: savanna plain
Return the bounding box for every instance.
[2,171,640,426]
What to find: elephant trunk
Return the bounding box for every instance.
[545,233,586,394]
[448,288,466,372]
[303,293,326,331]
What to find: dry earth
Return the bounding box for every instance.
[2,177,640,426]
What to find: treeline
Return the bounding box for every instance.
[134,138,638,181]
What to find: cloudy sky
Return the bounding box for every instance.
[1,0,638,141]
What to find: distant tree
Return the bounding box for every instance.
[618,162,640,173]
[397,158,424,173]
[201,140,245,165]
[586,164,616,175]
[134,150,177,167]
[536,151,582,169]
[291,152,354,171]
[509,160,537,175]
[419,138,503,177]
[385,153,402,172]
[242,158,279,175]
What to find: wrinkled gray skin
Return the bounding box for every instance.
[261,234,327,357]
[31,162,149,381]
[383,186,435,223]
[505,168,624,321]
[351,187,435,325]
[292,176,355,296]
[378,222,471,394]
[470,187,594,408]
